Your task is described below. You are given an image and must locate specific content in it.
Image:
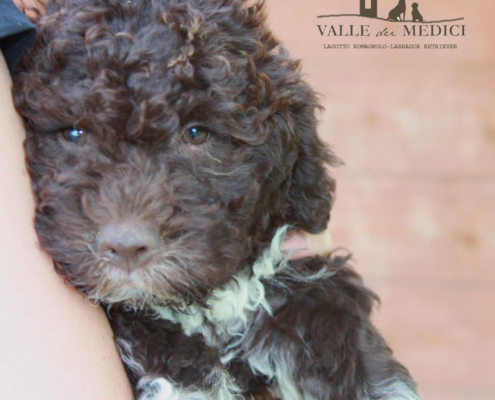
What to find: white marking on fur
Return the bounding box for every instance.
[153,226,342,399]
[247,345,304,400]
[153,226,290,342]
[369,378,422,400]
[138,377,176,400]
[205,368,243,400]
[118,338,241,399]
[154,225,335,345]
[116,339,176,400]
[154,226,311,398]
[137,368,241,400]
[117,338,145,375]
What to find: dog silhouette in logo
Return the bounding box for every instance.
[388,0,407,21]
[411,3,424,22]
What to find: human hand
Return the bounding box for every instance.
[281,228,333,260]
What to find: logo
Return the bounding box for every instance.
[317,0,465,50]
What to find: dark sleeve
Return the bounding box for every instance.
[0,0,36,76]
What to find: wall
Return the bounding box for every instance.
[266,1,495,399]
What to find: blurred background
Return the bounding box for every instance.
[265,0,495,399]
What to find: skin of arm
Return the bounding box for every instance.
[282,229,333,260]
[0,50,134,400]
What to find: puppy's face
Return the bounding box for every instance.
[15,0,335,308]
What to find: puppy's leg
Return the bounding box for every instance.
[246,257,420,400]
[108,308,241,400]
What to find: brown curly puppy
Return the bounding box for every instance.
[13,0,420,399]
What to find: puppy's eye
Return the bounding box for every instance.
[183,127,210,145]
[61,128,87,145]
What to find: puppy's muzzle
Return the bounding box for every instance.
[99,221,160,272]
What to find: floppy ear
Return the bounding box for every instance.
[284,87,339,234]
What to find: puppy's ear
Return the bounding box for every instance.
[283,88,339,234]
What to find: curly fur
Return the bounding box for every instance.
[13,0,419,399]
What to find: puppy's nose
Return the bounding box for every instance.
[99,222,159,271]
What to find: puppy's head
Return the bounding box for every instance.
[14,0,338,309]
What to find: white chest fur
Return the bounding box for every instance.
[142,226,421,400]
[153,226,290,361]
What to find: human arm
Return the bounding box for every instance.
[0,50,133,400]
[282,228,333,259]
